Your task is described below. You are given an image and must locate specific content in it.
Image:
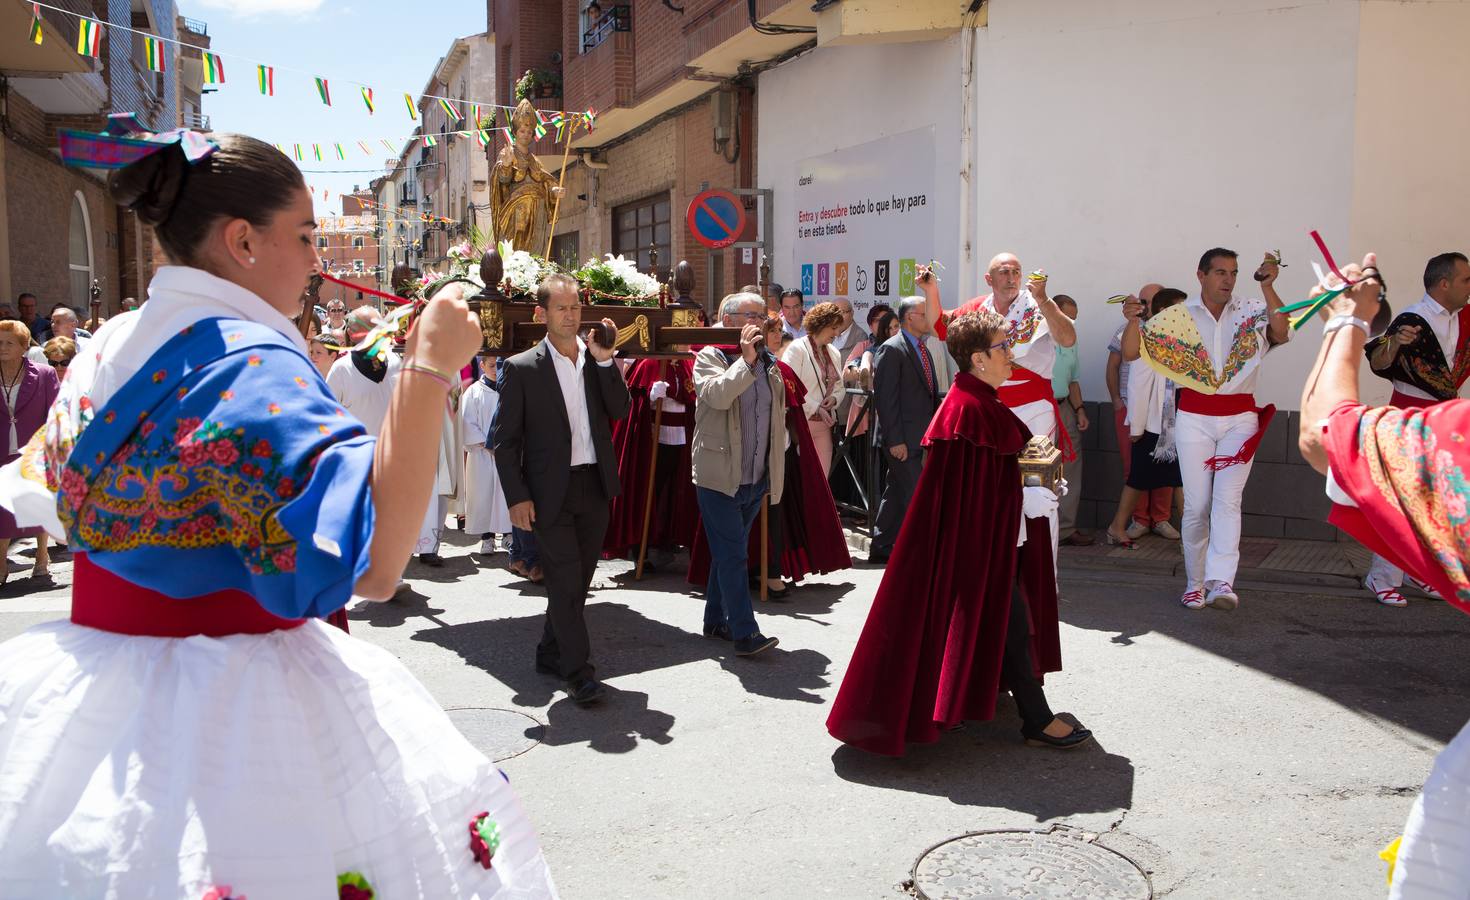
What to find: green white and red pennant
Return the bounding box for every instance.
[315,77,331,106]
[202,51,224,85]
[257,64,274,96]
[75,17,100,57]
[143,36,165,73]
[360,86,374,114]
[29,4,42,45]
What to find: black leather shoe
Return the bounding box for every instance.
[418,553,444,567]
[566,678,605,705]
[734,633,779,656]
[1024,724,1094,749]
[703,622,732,641]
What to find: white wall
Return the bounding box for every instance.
[757,35,965,301]
[971,0,1362,409]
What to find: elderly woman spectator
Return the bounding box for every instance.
[781,301,846,475]
[42,336,77,381]
[0,320,59,581]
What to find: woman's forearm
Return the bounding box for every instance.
[357,371,451,598]
[1299,328,1366,474]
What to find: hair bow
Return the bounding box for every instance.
[57,113,218,170]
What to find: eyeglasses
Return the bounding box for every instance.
[327,307,346,314]
[985,339,1011,354]
[46,359,68,369]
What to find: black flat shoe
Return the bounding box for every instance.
[418,553,444,567]
[734,633,779,656]
[1024,726,1093,749]
[566,678,605,706]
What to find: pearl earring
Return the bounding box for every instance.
[248,257,256,265]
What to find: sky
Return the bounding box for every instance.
[180,0,488,215]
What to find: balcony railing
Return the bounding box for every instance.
[582,5,630,53]
[182,112,210,130]
[180,17,208,36]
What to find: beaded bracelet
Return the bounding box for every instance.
[401,361,455,390]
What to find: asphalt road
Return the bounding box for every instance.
[2,534,1465,899]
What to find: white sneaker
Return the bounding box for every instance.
[479,537,497,554]
[1151,521,1181,540]
[1405,576,1443,601]
[1125,520,1148,541]
[1205,581,1239,611]
[1364,575,1407,607]
[1180,587,1206,610]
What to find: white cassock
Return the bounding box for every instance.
[459,378,511,535]
[325,350,399,438]
[416,392,463,555]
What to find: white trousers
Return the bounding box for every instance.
[1011,398,1060,558]
[1390,718,1470,898]
[1368,554,1404,590]
[1175,409,1257,588]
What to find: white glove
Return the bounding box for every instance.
[1022,485,1059,520]
[649,380,670,403]
[1055,478,1069,497]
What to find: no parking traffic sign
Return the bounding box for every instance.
[686,189,747,250]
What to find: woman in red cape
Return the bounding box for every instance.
[1298,251,1470,897]
[687,328,851,590]
[826,311,1091,756]
[603,357,698,560]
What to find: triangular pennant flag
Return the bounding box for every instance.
[360,86,374,114]
[334,143,347,160]
[438,98,461,121]
[75,18,100,58]
[403,93,417,120]
[29,4,42,45]
[202,51,224,85]
[257,65,273,96]
[314,77,331,106]
[143,37,166,73]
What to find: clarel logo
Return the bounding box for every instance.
[798,174,813,186]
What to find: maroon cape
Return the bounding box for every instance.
[687,359,852,584]
[603,357,698,556]
[826,372,1061,756]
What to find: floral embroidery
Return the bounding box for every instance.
[1005,303,1042,348]
[247,355,262,367]
[1142,303,1265,391]
[219,390,235,401]
[103,411,116,424]
[336,872,374,899]
[294,376,309,388]
[152,370,166,383]
[469,812,502,869]
[267,403,281,415]
[1215,310,1266,386]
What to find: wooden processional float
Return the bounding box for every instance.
[396,249,744,359]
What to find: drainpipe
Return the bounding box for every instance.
[957,8,981,300]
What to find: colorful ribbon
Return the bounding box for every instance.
[58,113,217,170]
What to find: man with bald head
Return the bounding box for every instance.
[923,254,1077,450]
[1108,283,1175,540]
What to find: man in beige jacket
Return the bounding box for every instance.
[692,292,787,656]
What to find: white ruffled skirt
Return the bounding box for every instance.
[0,619,558,900]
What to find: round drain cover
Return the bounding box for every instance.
[912,828,1150,899]
[444,707,545,762]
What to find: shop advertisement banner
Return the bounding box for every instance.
[792,126,936,319]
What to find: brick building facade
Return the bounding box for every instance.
[488,0,815,316]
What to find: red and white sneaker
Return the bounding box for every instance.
[1406,576,1443,601]
[1365,574,1408,607]
[1205,581,1239,611]
[1180,588,1206,610]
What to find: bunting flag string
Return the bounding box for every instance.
[438,98,461,122]
[315,77,331,106]
[257,64,273,96]
[75,17,100,57]
[29,4,42,45]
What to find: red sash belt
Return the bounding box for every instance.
[1176,388,1275,471]
[1389,389,1437,410]
[997,365,1074,461]
[71,552,306,637]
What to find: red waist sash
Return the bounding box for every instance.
[997,365,1075,461]
[71,552,307,637]
[1389,389,1438,410]
[1176,388,1276,471]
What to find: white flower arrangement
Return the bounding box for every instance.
[574,253,661,303]
[497,240,546,297]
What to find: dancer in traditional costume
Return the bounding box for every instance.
[1297,251,1470,898]
[1357,251,1470,606]
[603,356,698,570]
[0,128,556,899]
[1127,248,1289,611]
[827,311,1089,756]
[462,355,512,554]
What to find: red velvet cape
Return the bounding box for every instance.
[826,372,1061,756]
[686,360,852,583]
[603,357,698,556]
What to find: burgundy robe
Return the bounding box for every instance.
[826,372,1061,756]
[686,360,852,584]
[603,357,698,557]
[0,358,59,539]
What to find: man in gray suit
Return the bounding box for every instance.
[868,297,941,564]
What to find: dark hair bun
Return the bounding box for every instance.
[108,144,190,227]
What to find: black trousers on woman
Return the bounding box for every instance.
[1003,582,1056,736]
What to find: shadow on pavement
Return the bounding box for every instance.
[1059,583,1470,744]
[534,685,676,754]
[830,709,1134,821]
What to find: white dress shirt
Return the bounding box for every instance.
[1389,293,1461,403]
[1181,294,1280,395]
[545,336,613,466]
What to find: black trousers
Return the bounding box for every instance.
[533,467,609,683]
[1003,582,1055,735]
[870,451,923,555]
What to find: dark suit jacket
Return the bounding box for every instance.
[872,330,939,451]
[492,339,631,522]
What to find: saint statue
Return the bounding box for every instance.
[490,99,564,256]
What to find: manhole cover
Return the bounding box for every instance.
[912,828,1151,899]
[444,707,545,762]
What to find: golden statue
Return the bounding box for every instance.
[490,99,564,255]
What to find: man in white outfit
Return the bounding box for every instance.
[1123,248,1289,611]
